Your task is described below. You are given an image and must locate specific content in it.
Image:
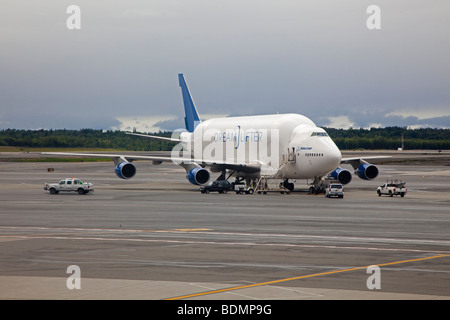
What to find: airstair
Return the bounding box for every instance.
[253,155,292,194]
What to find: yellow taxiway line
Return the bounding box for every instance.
[167,254,449,300]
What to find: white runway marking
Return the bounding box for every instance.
[1,226,449,255]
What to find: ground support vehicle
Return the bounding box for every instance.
[200,180,232,194]
[325,183,344,198]
[44,178,94,195]
[234,182,255,194]
[377,180,407,197]
[254,177,291,194]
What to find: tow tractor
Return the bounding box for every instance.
[234,181,255,194]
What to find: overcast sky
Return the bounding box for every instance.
[1,0,449,131]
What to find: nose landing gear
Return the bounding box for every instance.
[308,176,327,195]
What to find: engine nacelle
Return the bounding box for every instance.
[356,163,379,180]
[115,162,136,179]
[187,167,210,185]
[329,168,352,185]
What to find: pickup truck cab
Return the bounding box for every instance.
[44,178,94,195]
[377,181,407,197]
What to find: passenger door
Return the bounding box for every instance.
[59,180,67,191]
[65,179,73,191]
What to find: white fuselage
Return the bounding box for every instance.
[181,113,342,180]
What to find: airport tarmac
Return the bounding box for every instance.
[0,151,449,300]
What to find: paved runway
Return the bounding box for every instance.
[0,152,449,300]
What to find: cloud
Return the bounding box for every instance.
[405,116,450,129]
[387,108,450,121]
[322,116,355,129]
[150,113,230,132]
[1,1,449,130]
[348,112,450,129]
[113,115,178,133]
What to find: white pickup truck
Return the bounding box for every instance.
[377,181,407,197]
[325,183,344,198]
[44,178,94,195]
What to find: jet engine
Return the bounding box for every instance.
[356,163,379,180]
[329,168,352,185]
[115,162,136,179]
[187,167,210,185]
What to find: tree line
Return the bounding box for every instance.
[324,127,450,150]
[0,129,176,151]
[0,127,449,151]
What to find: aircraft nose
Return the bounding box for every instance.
[332,144,342,162]
[326,140,342,169]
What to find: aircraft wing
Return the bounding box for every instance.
[341,156,391,169]
[41,152,261,173]
[341,156,391,163]
[42,152,182,163]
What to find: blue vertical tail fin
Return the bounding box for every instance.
[178,74,201,132]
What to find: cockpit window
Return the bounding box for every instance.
[311,132,328,137]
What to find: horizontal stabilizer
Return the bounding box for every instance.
[125,132,181,142]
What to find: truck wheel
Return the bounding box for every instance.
[389,190,393,197]
[78,188,86,195]
[377,190,381,196]
[248,188,254,194]
[50,188,57,195]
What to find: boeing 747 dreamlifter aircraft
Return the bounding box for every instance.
[43,74,386,193]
